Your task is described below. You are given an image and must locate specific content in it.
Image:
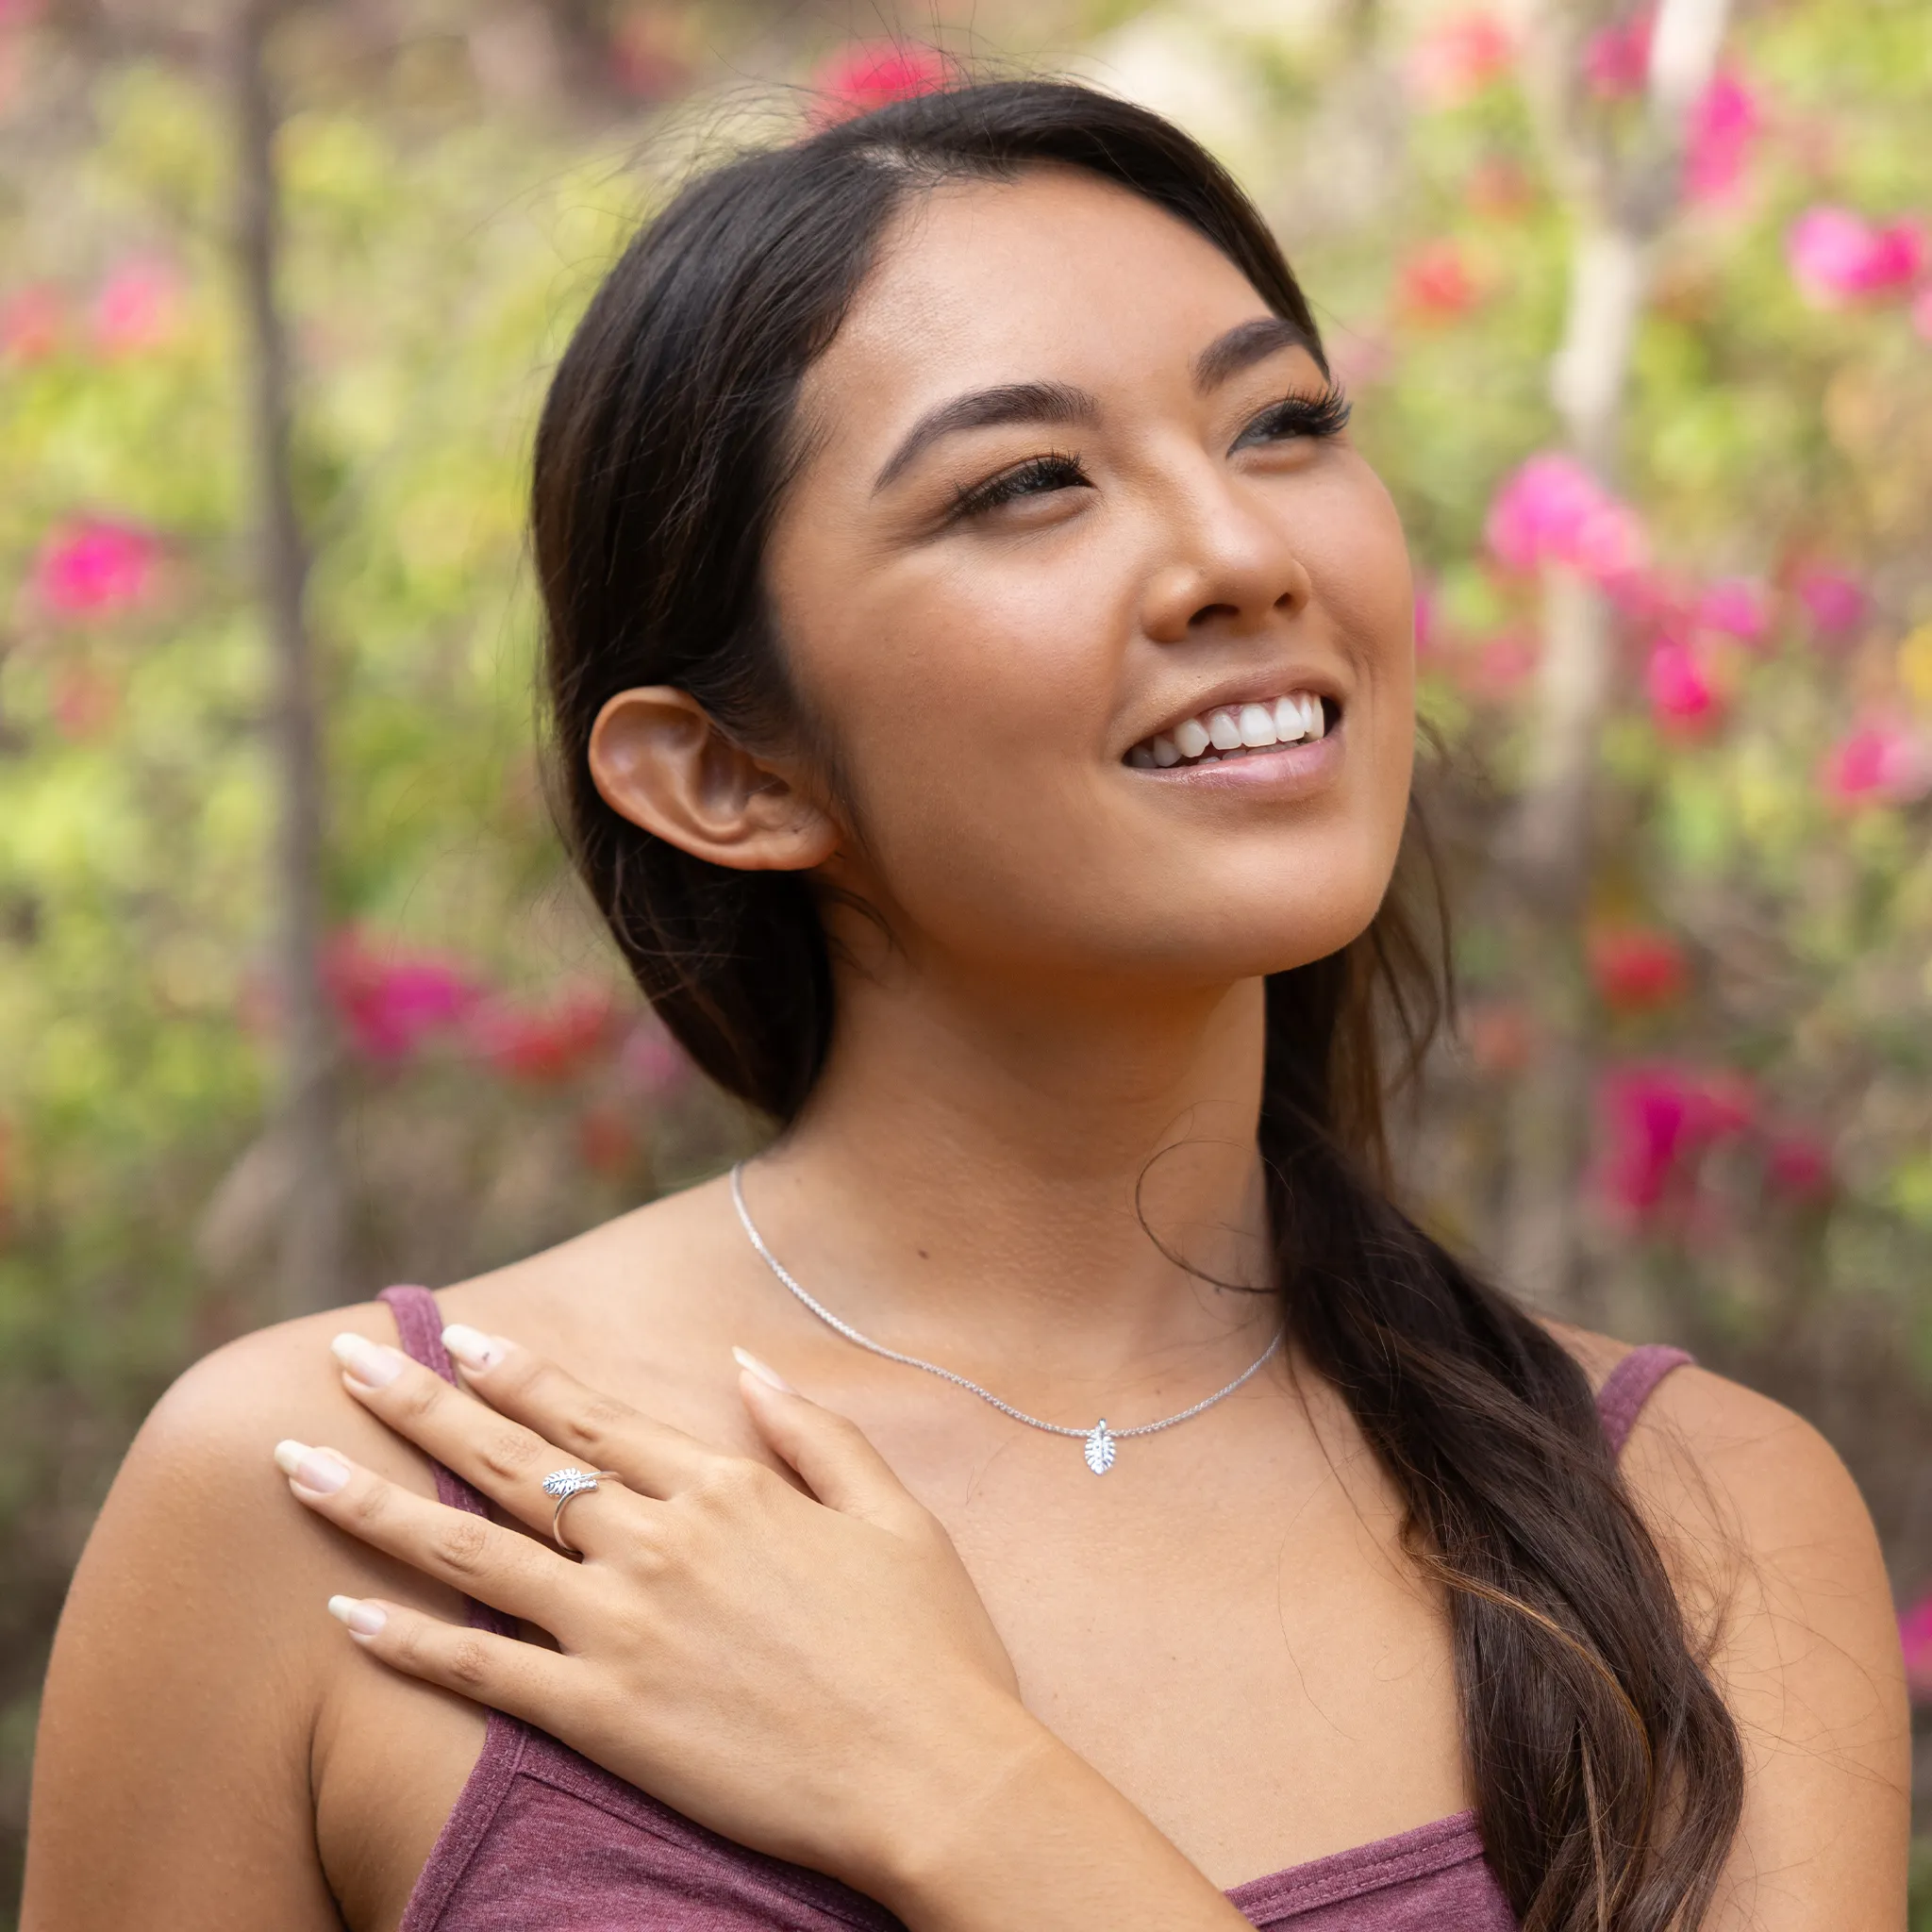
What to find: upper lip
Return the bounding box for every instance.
[1125,666,1348,753]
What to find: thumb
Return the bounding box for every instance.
[731,1348,920,1527]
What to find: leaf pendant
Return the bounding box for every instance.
[1083,1421,1116,1475]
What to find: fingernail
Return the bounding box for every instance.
[327,1594,388,1638]
[331,1332,406,1388]
[441,1324,508,1372]
[275,1439,351,1495]
[732,1345,793,1392]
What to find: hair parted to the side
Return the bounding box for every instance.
[532,75,1743,1927]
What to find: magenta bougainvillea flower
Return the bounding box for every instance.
[1597,1063,1753,1218]
[1764,1134,1833,1203]
[92,256,182,356]
[1692,576,1770,642]
[467,986,613,1083]
[325,931,479,1062]
[808,42,948,125]
[1583,12,1652,99]
[32,516,160,617]
[1589,927,1690,1014]
[1685,72,1761,204]
[1899,1592,1932,1703]
[1793,565,1867,636]
[1398,239,1481,320]
[1485,453,1648,589]
[1786,207,1927,306]
[0,283,63,362]
[1405,11,1513,108]
[1645,639,1718,726]
[1820,720,1932,806]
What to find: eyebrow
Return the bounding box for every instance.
[873,380,1097,493]
[1191,315,1313,392]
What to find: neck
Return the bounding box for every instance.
[749,947,1277,1387]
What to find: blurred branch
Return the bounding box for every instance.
[1497,0,1732,1314]
[230,0,347,1316]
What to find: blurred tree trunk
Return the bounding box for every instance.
[232,0,346,1316]
[1497,0,1732,1315]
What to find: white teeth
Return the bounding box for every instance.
[1173,716,1211,759]
[1127,690,1333,769]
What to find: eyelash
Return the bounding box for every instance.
[946,383,1353,523]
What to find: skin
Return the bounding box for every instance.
[24,168,1908,1931]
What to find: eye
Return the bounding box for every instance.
[1230,384,1352,455]
[949,452,1091,521]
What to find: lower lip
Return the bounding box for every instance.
[1124,716,1345,799]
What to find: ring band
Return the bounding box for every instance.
[541,1466,622,1556]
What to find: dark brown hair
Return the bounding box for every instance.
[532,77,1742,1928]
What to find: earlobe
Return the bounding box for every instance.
[587,687,840,874]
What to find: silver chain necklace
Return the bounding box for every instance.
[729,1162,1282,1474]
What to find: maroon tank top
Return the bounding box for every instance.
[377,1285,1691,1931]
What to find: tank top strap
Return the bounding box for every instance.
[376,1285,519,1639]
[1594,1343,1693,1459]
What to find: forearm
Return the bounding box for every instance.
[866,1711,1250,1932]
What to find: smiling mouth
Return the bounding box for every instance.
[1124,691,1336,770]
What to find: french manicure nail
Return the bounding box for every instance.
[331,1332,406,1388]
[732,1345,794,1393]
[441,1324,507,1372]
[326,1594,388,1638]
[275,1440,351,1495]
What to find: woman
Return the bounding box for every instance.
[24,80,1907,1931]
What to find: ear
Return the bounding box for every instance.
[586,687,840,873]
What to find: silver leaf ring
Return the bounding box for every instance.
[541,1466,622,1556]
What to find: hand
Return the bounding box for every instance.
[273,1326,1042,1904]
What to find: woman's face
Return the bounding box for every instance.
[764,166,1415,991]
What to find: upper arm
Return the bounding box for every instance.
[22,1307,425,1932]
[1621,1367,1910,1929]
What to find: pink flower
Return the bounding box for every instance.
[1794,565,1866,636]
[91,256,182,356]
[1485,453,1649,589]
[809,42,948,125]
[1900,1591,1932,1702]
[1406,11,1513,108]
[32,517,160,617]
[468,986,613,1082]
[1693,576,1769,643]
[0,282,63,361]
[1599,1063,1753,1218]
[1786,207,1927,306]
[1584,12,1652,99]
[325,932,480,1062]
[1589,927,1689,1014]
[1646,639,1718,726]
[618,1016,691,1096]
[1685,72,1761,205]
[1466,629,1539,697]
[1820,720,1932,807]
[1764,1134,1832,1203]
[1398,239,1480,320]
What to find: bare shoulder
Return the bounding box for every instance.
[25,1297,460,1930]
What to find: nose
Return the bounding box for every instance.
[1137,472,1314,646]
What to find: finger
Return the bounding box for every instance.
[275,1438,570,1621]
[436,1324,717,1500]
[330,1331,635,1541]
[325,1593,587,1731]
[731,1350,924,1528]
